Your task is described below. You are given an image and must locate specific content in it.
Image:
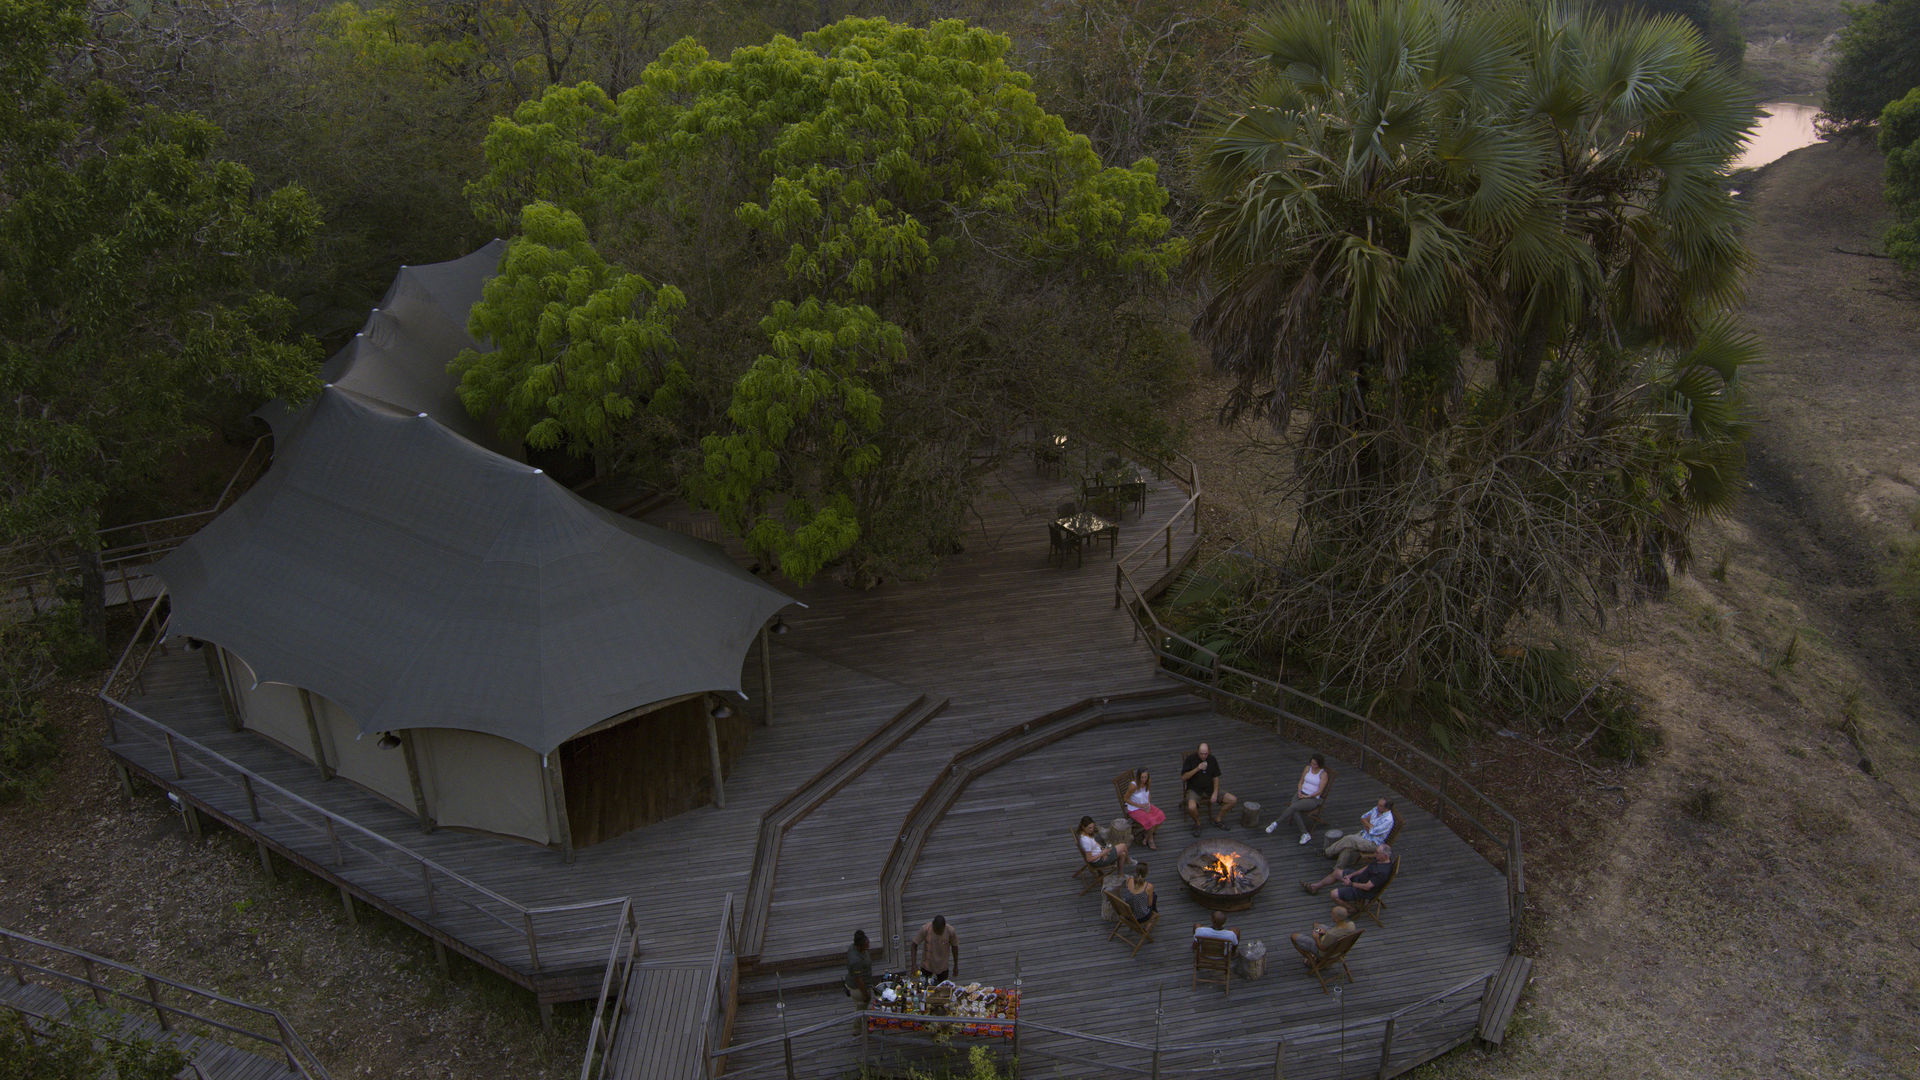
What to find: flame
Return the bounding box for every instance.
[1207,852,1240,877]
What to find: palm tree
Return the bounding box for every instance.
[1187,0,1759,710]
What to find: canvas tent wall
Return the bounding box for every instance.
[164,386,794,847]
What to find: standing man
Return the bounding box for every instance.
[1323,797,1395,868]
[1181,741,1239,832]
[910,914,960,982]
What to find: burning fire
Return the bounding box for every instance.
[1208,852,1240,876]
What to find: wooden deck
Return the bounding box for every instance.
[100,455,1516,1079]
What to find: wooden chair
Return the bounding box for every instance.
[1192,935,1235,994]
[1071,826,1103,895]
[1112,771,1148,847]
[1298,929,1364,993]
[1304,767,1337,829]
[1348,856,1401,926]
[1104,890,1159,957]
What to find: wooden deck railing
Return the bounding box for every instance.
[0,926,331,1079]
[98,597,632,986]
[703,966,1502,1079]
[2,436,271,616]
[1110,456,1527,950]
[578,900,640,1080]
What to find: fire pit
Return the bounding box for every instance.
[1177,837,1270,911]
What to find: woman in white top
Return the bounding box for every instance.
[1280,754,1331,845]
[1123,767,1167,849]
[1076,815,1129,871]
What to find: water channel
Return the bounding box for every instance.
[1734,100,1824,172]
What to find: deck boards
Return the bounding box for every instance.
[101,456,1514,1079]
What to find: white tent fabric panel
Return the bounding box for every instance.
[228,653,313,762]
[315,694,415,811]
[413,728,552,845]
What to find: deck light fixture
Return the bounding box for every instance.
[710,700,733,721]
[377,732,402,750]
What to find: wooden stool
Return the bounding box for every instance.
[1240,801,1262,829]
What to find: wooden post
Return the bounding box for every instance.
[163,732,183,780]
[420,863,437,916]
[433,941,449,977]
[1150,985,1164,1080]
[338,885,357,925]
[182,802,202,841]
[297,689,332,781]
[144,974,170,1030]
[113,762,135,802]
[524,913,543,971]
[706,706,728,810]
[759,626,775,728]
[0,932,20,986]
[216,649,246,733]
[538,1001,554,1034]
[206,647,240,731]
[399,731,434,833]
[543,754,574,864]
[1377,1016,1396,1079]
[1164,523,1173,568]
[1272,1039,1284,1079]
[82,958,107,1005]
[325,818,341,865]
[777,975,795,1080]
[242,775,260,822]
[255,839,276,884]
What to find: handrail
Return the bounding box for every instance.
[98,689,630,972]
[0,926,331,1078]
[1108,451,1526,949]
[578,899,639,1080]
[701,892,738,1080]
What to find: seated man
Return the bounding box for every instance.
[1323,797,1395,869]
[1191,909,1239,950]
[1181,741,1239,832]
[1290,904,1359,963]
[1301,843,1394,904]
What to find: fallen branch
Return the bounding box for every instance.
[1833,246,1893,259]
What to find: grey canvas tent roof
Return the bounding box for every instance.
[258,240,519,459]
[157,386,794,755]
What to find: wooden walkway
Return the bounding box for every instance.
[100,454,1516,1079]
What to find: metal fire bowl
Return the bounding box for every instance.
[1177,837,1271,912]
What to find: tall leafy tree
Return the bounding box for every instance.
[1822,0,1920,130]
[0,0,321,634]
[468,17,1189,585]
[1881,87,1920,274]
[1189,0,1757,715]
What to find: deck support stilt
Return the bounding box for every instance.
[256,838,276,884]
[339,886,357,924]
[706,708,727,810]
[113,762,134,803]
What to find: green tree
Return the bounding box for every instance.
[1880,86,1920,273]
[455,201,688,471]
[0,1005,187,1080]
[0,0,321,635]
[470,17,1189,584]
[1823,0,1920,129]
[1189,0,1756,715]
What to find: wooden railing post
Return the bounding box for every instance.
[275,1014,299,1074]
[421,863,437,916]
[1377,1016,1396,1079]
[164,731,183,780]
[81,957,107,1005]
[325,818,341,865]
[524,913,543,971]
[242,775,261,822]
[0,932,23,985]
[144,974,171,1030]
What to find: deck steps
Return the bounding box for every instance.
[737,694,948,967]
[1476,952,1533,1045]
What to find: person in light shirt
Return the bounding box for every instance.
[1278,754,1331,845]
[1322,797,1395,869]
[1191,909,1239,948]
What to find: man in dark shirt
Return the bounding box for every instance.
[1301,843,1395,902]
[1180,741,1239,831]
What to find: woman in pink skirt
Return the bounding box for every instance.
[1123,766,1167,849]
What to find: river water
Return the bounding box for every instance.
[1733,101,1824,171]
